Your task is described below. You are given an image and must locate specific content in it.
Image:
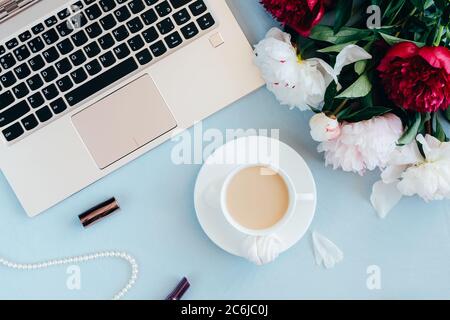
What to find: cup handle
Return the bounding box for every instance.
[296,193,315,202]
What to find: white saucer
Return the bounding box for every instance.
[194,136,317,258]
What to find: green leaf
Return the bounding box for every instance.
[398,113,421,145]
[334,0,353,34]
[409,0,424,11]
[433,113,447,142]
[383,0,406,24]
[336,74,372,99]
[318,42,357,53]
[379,32,426,47]
[322,82,338,112]
[338,106,391,122]
[354,60,367,75]
[309,26,372,44]
[444,108,450,123]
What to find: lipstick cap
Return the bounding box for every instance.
[78,197,120,228]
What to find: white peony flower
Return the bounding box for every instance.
[312,231,344,269]
[309,113,341,142]
[371,134,450,218]
[318,113,403,175]
[253,28,372,111]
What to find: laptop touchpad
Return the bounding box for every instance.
[72,74,177,169]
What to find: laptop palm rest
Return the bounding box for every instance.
[72,74,177,169]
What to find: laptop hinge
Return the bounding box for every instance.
[0,0,37,22]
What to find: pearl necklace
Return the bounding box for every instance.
[0,251,138,300]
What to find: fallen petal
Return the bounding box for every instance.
[312,231,344,269]
[370,181,403,219]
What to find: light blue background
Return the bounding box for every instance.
[1,0,449,300]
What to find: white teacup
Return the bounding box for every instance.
[220,164,314,237]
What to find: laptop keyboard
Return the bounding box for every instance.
[0,0,216,143]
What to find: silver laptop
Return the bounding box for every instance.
[0,0,263,217]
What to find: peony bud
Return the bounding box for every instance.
[309,113,341,142]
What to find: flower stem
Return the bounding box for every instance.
[332,99,348,117]
[425,114,432,135]
[433,25,444,46]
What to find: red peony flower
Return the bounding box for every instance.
[377,42,450,113]
[261,0,326,37]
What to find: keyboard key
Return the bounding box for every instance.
[70,12,88,29]
[19,31,32,42]
[50,98,67,114]
[56,39,74,55]
[42,29,60,45]
[27,37,45,53]
[112,25,129,41]
[144,0,158,5]
[169,0,193,9]
[100,14,117,31]
[84,0,96,5]
[27,92,45,108]
[57,9,71,20]
[99,51,116,68]
[36,106,53,122]
[21,114,39,131]
[84,41,101,58]
[100,0,116,12]
[13,45,30,61]
[42,47,60,63]
[70,67,88,84]
[86,22,103,38]
[12,82,29,99]
[129,0,145,14]
[0,71,16,87]
[3,122,24,141]
[141,8,158,25]
[0,53,16,69]
[114,6,131,22]
[197,13,215,30]
[150,40,167,57]
[128,35,145,51]
[85,59,102,76]
[113,43,130,59]
[156,1,172,17]
[0,45,5,55]
[0,100,30,127]
[31,23,45,35]
[142,26,158,43]
[135,48,152,65]
[56,76,74,92]
[5,39,17,49]
[127,17,144,33]
[71,1,84,11]
[157,17,175,34]
[85,3,103,20]
[69,49,87,66]
[41,66,58,82]
[42,84,59,100]
[55,57,73,74]
[98,34,115,50]
[180,21,198,39]
[189,0,206,16]
[56,21,74,37]
[164,31,182,49]
[65,57,138,106]
[28,55,45,72]
[26,74,44,91]
[0,91,15,110]
[14,63,31,80]
[71,30,89,46]
[173,8,190,25]
[45,16,58,28]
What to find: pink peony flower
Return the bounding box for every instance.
[318,113,403,175]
